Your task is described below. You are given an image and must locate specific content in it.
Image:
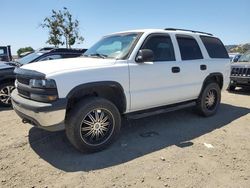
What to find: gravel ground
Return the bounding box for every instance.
[0,90,249,188]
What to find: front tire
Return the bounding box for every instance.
[65,97,121,153]
[196,82,221,117]
[227,85,236,91]
[0,82,15,107]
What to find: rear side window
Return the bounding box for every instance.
[141,35,175,61]
[176,35,203,60]
[200,36,229,58]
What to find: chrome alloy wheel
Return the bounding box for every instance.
[80,108,114,146]
[0,85,15,105]
[205,89,217,110]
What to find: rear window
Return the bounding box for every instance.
[200,36,229,58]
[176,35,203,60]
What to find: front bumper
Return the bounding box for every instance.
[230,76,250,87]
[11,89,67,131]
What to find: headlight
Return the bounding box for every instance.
[29,79,57,88]
[28,79,58,102]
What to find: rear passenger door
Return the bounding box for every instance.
[174,35,207,100]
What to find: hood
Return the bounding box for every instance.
[231,62,250,68]
[0,61,15,70]
[21,57,117,75]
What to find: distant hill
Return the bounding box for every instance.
[225,43,250,53]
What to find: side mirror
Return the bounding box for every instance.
[136,49,154,63]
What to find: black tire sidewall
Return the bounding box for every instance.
[228,85,235,91]
[65,97,121,153]
[198,83,221,117]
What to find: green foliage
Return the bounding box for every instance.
[41,7,84,48]
[17,47,34,57]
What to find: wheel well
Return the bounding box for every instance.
[203,73,224,90]
[66,82,126,114]
[0,78,15,86]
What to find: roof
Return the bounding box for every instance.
[110,28,214,37]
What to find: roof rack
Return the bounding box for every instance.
[164,28,213,36]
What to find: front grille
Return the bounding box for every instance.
[16,74,31,99]
[17,88,30,98]
[231,67,250,77]
[16,76,30,85]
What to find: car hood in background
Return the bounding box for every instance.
[231,62,250,68]
[20,57,117,76]
[0,61,15,70]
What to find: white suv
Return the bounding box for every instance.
[11,28,230,152]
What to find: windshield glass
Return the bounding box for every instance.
[238,51,250,62]
[17,52,44,64]
[84,33,141,59]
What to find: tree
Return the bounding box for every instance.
[41,7,84,48]
[17,47,34,57]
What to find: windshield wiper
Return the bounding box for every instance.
[85,53,108,59]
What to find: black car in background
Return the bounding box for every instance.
[0,48,87,107]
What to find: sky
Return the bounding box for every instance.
[1,0,249,54]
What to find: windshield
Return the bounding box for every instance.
[238,51,250,62]
[84,33,141,59]
[17,52,44,65]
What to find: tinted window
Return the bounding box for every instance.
[17,52,44,65]
[38,54,62,61]
[177,35,203,60]
[142,35,175,61]
[200,36,229,58]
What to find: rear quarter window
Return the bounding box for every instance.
[200,36,229,58]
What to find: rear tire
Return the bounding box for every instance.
[196,82,221,117]
[0,82,15,107]
[65,97,121,153]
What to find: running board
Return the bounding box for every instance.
[126,101,196,119]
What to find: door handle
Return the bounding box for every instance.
[200,64,207,70]
[172,66,180,73]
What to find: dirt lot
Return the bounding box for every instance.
[0,90,249,188]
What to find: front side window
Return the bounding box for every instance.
[84,33,141,59]
[141,35,175,61]
[200,36,229,58]
[177,35,203,60]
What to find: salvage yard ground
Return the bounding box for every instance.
[0,90,250,188]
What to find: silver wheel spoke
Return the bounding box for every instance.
[82,119,94,127]
[81,126,92,132]
[100,126,108,132]
[99,112,104,122]
[88,114,96,123]
[0,93,8,97]
[102,122,110,127]
[100,115,108,123]
[84,129,95,137]
[95,110,100,122]
[99,129,104,137]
